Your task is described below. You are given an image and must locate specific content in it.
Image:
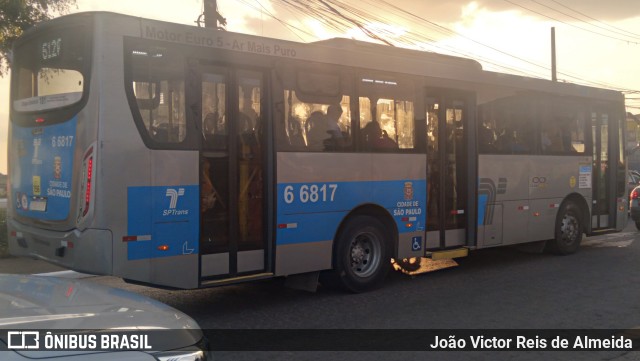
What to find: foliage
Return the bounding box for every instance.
[0,0,76,76]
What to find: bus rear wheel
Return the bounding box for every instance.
[547,201,583,255]
[332,216,390,292]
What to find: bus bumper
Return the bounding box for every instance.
[8,219,113,276]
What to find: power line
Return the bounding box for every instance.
[364,0,640,92]
[502,0,640,44]
[260,0,640,95]
[234,0,313,41]
[274,0,552,78]
[547,0,640,40]
[370,0,553,74]
[526,0,640,42]
[352,0,639,91]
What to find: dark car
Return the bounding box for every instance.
[0,274,211,360]
[630,184,640,230]
[629,170,640,187]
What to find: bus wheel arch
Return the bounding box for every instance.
[546,194,588,255]
[328,205,396,292]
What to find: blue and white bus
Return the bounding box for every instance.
[8,12,627,291]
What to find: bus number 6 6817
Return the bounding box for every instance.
[283,184,338,204]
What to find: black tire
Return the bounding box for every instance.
[635,221,640,231]
[547,201,583,255]
[332,215,391,292]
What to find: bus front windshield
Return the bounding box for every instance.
[11,25,89,115]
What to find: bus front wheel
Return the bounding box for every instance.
[547,202,583,255]
[332,216,391,292]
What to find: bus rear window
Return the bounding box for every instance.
[14,67,84,112]
[11,25,89,114]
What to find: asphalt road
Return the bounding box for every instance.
[4,221,640,360]
[78,221,639,361]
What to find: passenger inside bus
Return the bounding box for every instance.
[306,111,329,151]
[541,120,568,153]
[202,112,227,149]
[325,104,345,149]
[546,128,563,152]
[478,123,498,153]
[239,101,258,133]
[361,120,397,151]
[378,130,398,149]
[558,117,575,153]
[151,122,170,142]
[200,158,217,213]
[305,105,347,151]
[497,128,529,153]
[288,116,306,148]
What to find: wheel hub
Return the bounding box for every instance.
[561,215,578,242]
[350,235,376,276]
[351,243,366,263]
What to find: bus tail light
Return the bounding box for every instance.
[632,190,639,200]
[84,157,93,215]
[78,146,95,220]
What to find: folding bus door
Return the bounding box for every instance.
[425,89,475,249]
[591,109,611,230]
[195,64,270,284]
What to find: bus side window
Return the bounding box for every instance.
[478,122,498,153]
[130,48,187,146]
[358,96,413,152]
[542,100,586,154]
[279,90,351,152]
[202,73,227,150]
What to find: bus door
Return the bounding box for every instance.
[591,108,613,229]
[424,89,473,249]
[195,65,269,283]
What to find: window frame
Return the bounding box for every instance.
[275,62,355,152]
[356,71,419,153]
[10,19,93,127]
[123,38,199,150]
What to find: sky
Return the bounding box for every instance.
[1,0,640,174]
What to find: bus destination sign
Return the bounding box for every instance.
[41,37,62,61]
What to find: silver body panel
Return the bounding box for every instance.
[276,152,427,274]
[478,155,592,248]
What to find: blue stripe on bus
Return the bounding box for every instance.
[11,116,77,221]
[276,179,427,245]
[478,194,488,226]
[126,185,199,260]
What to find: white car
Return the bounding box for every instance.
[0,274,211,360]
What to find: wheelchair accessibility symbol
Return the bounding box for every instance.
[411,236,422,251]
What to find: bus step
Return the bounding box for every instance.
[589,228,618,237]
[200,272,274,288]
[426,248,469,260]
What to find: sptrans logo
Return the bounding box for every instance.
[163,187,189,216]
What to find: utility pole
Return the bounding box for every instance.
[203,0,226,29]
[551,27,557,82]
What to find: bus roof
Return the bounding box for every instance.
[312,37,483,71]
[20,11,624,103]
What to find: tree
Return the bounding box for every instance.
[0,0,76,76]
